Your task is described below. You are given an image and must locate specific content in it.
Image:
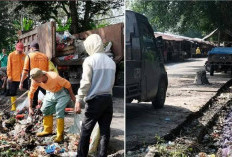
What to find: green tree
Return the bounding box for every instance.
[14,1,123,34]
[0,1,17,51]
[131,1,232,39]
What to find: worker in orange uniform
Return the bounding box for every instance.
[7,42,26,111]
[19,42,48,108]
[28,68,76,142]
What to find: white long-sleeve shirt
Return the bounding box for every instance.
[76,34,116,104]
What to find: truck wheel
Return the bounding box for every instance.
[152,80,167,109]
[210,65,214,76]
[205,63,210,72]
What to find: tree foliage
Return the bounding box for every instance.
[131,1,232,38]
[14,1,123,33]
[0,2,17,51]
[0,1,123,51]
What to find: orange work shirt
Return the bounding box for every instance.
[7,51,26,81]
[28,72,71,99]
[23,51,49,75]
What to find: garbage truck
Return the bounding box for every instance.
[126,10,168,108]
[18,22,124,96]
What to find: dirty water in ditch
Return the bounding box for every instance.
[127,79,232,157]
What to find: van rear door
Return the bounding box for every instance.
[126,11,142,100]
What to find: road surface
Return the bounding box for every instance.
[126,58,231,150]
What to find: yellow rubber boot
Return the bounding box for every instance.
[36,115,53,137]
[11,96,17,111]
[54,118,64,143]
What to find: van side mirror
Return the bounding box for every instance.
[156,36,163,48]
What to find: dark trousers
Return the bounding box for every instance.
[32,87,46,108]
[7,81,20,96]
[6,79,28,96]
[77,95,113,157]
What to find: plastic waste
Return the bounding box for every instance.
[68,113,83,134]
[68,112,100,154]
[104,41,112,53]
[45,143,65,154]
[16,97,28,112]
[58,56,66,61]
[60,152,77,157]
[34,146,46,156]
[74,40,86,54]
[26,116,32,124]
[73,54,79,59]
[89,123,100,154]
[165,117,171,121]
[56,33,63,43]
[63,31,73,40]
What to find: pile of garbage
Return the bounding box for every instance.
[56,31,114,62]
[0,108,81,157]
[218,109,232,156]
[56,31,87,61]
[0,105,100,157]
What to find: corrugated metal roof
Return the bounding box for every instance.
[154,32,214,45]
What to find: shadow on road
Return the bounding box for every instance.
[126,103,191,150]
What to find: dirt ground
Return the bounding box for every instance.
[126,58,232,151]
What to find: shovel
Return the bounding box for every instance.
[3,90,29,112]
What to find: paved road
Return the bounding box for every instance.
[126,58,231,150]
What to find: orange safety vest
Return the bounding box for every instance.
[23,51,49,75]
[7,51,26,81]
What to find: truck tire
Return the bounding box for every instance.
[210,65,214,76]
[205,63,210,72]
[152,79,167,109]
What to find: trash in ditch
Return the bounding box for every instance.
[196,152,216,157]
[165,117,171,121]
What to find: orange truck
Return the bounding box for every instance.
[18,22,124,96]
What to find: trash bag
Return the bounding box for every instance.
[74,40,86,55]
[63,31,74,40]
[68,113,83,134]
[89,123,100,155]
[104,41,112,53]
[68,113,100,155]
[16,97,28,112]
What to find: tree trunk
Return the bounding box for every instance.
[194,70,210,85]
[83,1,92,28]
[69,1,78,34]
